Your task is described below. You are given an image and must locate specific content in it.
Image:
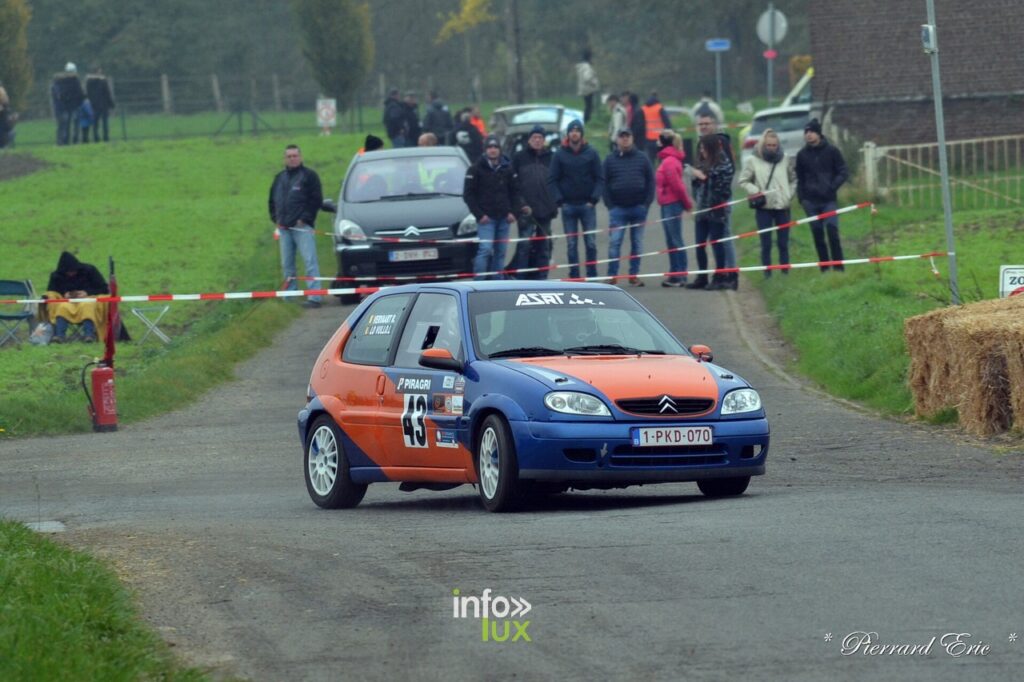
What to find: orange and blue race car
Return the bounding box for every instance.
[299,281,769,512]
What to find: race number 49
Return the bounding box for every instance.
[402,394,428,448]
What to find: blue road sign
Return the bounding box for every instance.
[705,38,732,52]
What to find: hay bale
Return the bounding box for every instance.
[904,307,956,416]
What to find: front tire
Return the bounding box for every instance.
[697,476,750,498]
[475,415,522,512]
[304,415,367,509]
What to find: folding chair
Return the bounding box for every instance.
[0,279,35,347]
[131,305,171,344]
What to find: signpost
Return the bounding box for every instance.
[704,38,731,104]
[999,265,1024,298]
[757,5,788,104]
[316,98,337,136]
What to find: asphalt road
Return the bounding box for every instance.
[1,212,1022,681]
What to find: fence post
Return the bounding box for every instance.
[160,74,173,114]
[272,74,282,112]
[211,74,224,113]
[862,142,878,194]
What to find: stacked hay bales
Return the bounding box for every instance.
[905,296,1024,435]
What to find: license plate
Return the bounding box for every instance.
[631,426,713,447]
[389,248,439,262]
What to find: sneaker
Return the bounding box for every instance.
[684,278,708,290]
[629,277,645,287]
[302,300,322,309]
[607,277,619,286]
[661,279,683,288]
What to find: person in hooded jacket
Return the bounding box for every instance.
[463,135,524,279]
[655,131,693,286]
[510,126,557,279]
[687,134,734,291]
[45,251,109,343]
[548,119,604,279]
[422,92,454,145]
[739,128,798,277]
[382,89,407,147]
[796,118,849,271]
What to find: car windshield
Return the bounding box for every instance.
[469,290,688,359]
[504,107,561,126]
[344,155,467,203]
[751,110,810,135]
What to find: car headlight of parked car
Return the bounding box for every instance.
[544,391,611,417]
[721,389,762,415]
[337,219,367,243]
[457,214,477,236]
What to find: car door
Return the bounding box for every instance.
[380,292,468,469]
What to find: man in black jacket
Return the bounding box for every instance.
[85,69,116,143]
[268,145,324,307]
[382,89,407,148]
[422,92,454,145]
[795,119,849,272]
[548,119,604,279]
[51,63,84,146]
[463,135,523,280]
[603,128,655,285]
[510,126,557,279]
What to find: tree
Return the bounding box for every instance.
[0,0,33,110]
[291,0,374,109]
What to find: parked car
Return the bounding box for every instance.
[299,281,770,512]
[489,104,585,156]
[331,147,477,304]
[739,104,812,165]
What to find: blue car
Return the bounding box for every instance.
[299,281,769,512]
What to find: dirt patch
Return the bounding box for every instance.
[0,153,49,182]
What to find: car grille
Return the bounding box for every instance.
[610,444,726,467]
[615,396,715,416]
[375,226,453,238]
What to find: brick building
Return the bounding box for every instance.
[808,1,1024,145]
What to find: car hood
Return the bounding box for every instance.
[503,355,722,401]
[339,196,469,233]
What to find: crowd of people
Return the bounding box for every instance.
[50,62,116,146]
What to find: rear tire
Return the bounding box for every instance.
[474,414,522,512]
[697,476,750,498]
[304,415,367,509]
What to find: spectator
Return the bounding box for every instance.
[510,126,557,279]
[382,89,406,148]
[85,69,116,143]
[796,118,849,272]
[606,94,627,153]
[268,145,324,308]
[51,63,84,146]
[357,134,384,155]
[575,49,600,123]
[402,92,422,147]
[469,105,487,136]
[739,129,798,277]
[548,119,604,280]
[641,91,672,163]
[418,132,438,146]
[603,127,655,286]
[463,135,523,280]
[628,92,646,147]
[454,108,484,164]
[687,134,734,291]
[690,90,725,126]
[0,81,16,149]
[422,91,454,145]
[655,130,693,287]
[45,251,109,343]
[76,98,94,144]
[695,113,738,289]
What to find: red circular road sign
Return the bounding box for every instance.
[763,49,778,60]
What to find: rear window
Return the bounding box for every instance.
[751,110,810,135]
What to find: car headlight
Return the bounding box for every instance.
[544,391,610,416]
[457,214,477,236]
[721,389,762,415]
[337,219,367,242]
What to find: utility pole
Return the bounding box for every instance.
[508,0,524,103]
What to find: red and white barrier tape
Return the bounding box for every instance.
[2,249,948,306]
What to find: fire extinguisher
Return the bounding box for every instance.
[82,361,118,432]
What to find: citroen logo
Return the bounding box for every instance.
[403,225,421,237]
[658,395,678,413]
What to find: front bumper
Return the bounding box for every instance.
[511,418,769,483]
[335,242,476,281]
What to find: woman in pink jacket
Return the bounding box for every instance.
[655,131,694,286]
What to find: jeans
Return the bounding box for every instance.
[54,316,96,340]
[279,225,322,302]
[802,199,844,270]
[561,203,597,279]
[756,208,791,275]
[388,134,406,148]
[694,217,727,276]
[510,216,552,279]
[56,109,73,146]
[661,202,687,281]
[608,204,647,277]
[474,217,510,280]
[93,111,110,142]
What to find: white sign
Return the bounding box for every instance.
[316,98,337,128]
[999,265,1024,298]
[757,9,788,46]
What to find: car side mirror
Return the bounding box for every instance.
[419,347,463,373]
[689,344,713,362]
[321,199,337,213]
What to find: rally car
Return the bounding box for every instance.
[298,281,769,512]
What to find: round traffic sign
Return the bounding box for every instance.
[757,9,788,46]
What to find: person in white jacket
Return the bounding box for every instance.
[575,49,599,123]
[738,129,798,277]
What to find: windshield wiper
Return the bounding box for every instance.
[489,346,565,359]
[379,192,444,200]
[563,344,665,356]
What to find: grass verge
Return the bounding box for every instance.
[0,520,210,680]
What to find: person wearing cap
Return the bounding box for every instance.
[795,118,849,272]
[382,88,406,148]
[548,119,604,280]
[463,135,524,280]
[602,127,655,286]
[510,126,557,279]
[51,63,84,146]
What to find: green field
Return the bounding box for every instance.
[0,132,363,437]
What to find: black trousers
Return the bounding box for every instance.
[802,200,844,270]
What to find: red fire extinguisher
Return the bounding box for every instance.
[81,256,120,432]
